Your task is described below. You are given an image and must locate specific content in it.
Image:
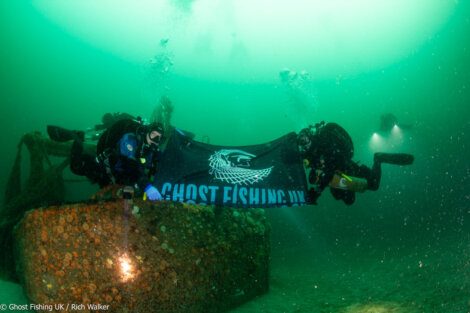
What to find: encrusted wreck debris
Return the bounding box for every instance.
[2,125,271,312]
[15,199,270,313]
[1,132,77,280]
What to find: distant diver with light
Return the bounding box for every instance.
[379,113,413,133]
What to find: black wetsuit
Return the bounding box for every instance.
[302,149,380,206]
[71,119,159,189]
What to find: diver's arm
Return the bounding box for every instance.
[117,133,151,191]
[306,166,331,204]
[138,152,161,192]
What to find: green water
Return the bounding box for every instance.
[1,1,469,312]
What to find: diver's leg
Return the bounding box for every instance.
[70,139,86,176]
[374,153,414,165]
[367,153,415,191]
[368,159,382,191]
[70,140,110,186]
[47,126,84,142]
[350,163,380,191]
[347,153,414,192]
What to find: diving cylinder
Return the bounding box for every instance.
[329,173,368,192]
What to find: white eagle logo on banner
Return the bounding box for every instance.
[208,149,273,185]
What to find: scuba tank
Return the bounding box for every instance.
[329,172,367,192]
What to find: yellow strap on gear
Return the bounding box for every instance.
[143,192,147,201]
[340,172,353,182]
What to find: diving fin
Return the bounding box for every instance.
[47,125,84,142]
[374,153,414,166]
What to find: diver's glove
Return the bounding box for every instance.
[145,185,162,201]
[307,188,321,205]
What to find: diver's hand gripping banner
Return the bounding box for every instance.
[153,130,308,208]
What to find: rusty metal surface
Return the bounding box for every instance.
[15,199,270,313]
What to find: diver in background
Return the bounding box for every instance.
[379,113,413,133]
[95,112,136,131]
[47,118,165,201]
[150,95,197,147]
[87,112,138,141]
[298,122,414,205]
[279,68,317,126]
[85,96,181,143]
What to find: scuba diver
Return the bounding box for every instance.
[298,121,414,205]
[47,118,165,201]
[379,113,413,133]
[95,112,136,131]
[86,112,137,141]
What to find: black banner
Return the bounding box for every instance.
[153,129,308,208]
